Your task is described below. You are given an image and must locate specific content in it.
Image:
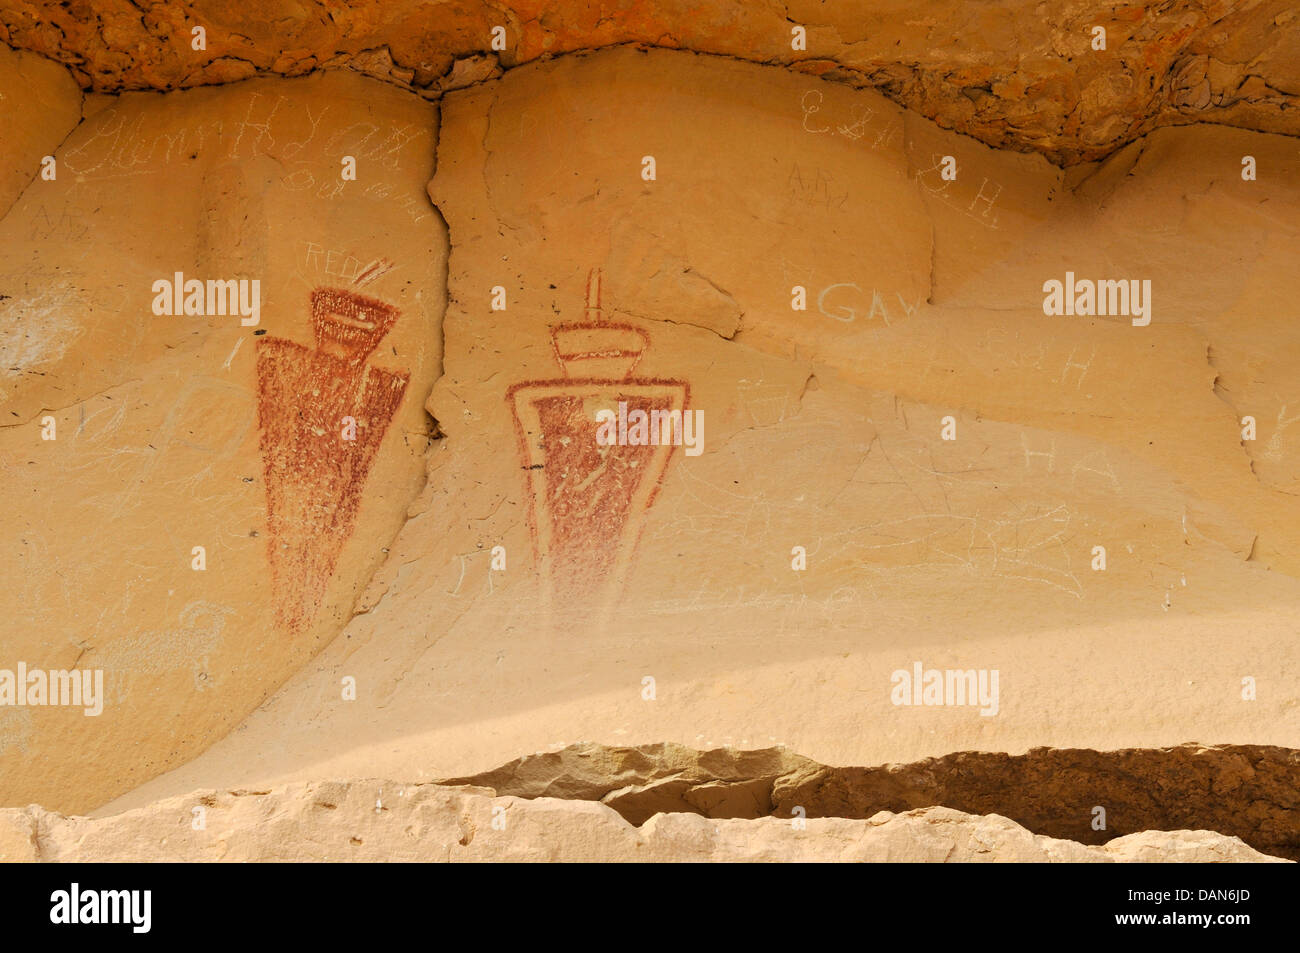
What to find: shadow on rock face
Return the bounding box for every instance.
[439,741,1300,860]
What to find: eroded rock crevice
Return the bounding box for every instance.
[441,742,1300,861]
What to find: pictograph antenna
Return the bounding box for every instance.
[584,268,604,323]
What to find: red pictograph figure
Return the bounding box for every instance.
[508,270,689,611]
[256,287,409,633]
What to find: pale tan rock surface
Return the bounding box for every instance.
[0,779,1284,862]
[96,49,1300,826]
[0,44,81,217]
[0,70,445,813]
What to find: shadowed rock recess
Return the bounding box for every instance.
[442,743,1300,861]
[2,3,1299,863]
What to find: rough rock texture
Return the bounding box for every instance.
[2,2,1299,163]
[0,779,1284,862]
[0,69,444,812]
[443,742,1300,861]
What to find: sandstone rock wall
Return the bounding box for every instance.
[0,44,81,217]
[95,48,1299,822]
[0,15,1298,863]
[0,779,1285,862]
[2,1,1298,163]
[0,69,444,812]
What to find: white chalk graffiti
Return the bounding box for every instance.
[913,152,1003,229]
[1263,404,1300,462]
[58,91,433,224]
[800,90,901,151]
[817,283,923,325]
[0,287,86,402]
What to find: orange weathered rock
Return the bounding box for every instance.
[0,43,81,218]
[2,2,1299,163]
